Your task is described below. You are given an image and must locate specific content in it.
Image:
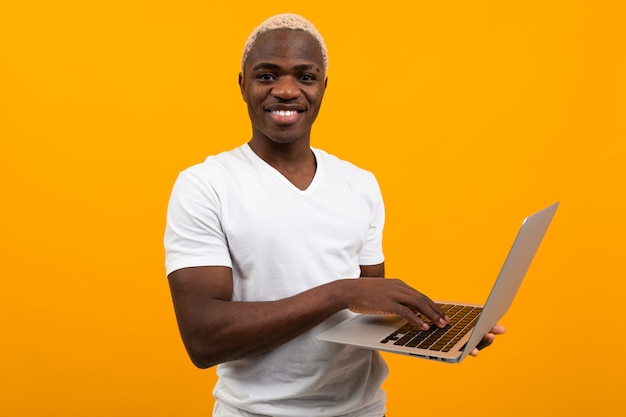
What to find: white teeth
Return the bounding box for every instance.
[271,110,298,116]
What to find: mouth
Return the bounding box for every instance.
[269,109,300,117]
[266,107,305,124]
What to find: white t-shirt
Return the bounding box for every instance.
[164,144,388,417]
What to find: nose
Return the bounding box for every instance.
[271,76,301,100]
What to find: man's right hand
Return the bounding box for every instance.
[341,278,451,330]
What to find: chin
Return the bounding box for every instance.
[267,131,310,145]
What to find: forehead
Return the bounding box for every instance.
[245,30,324,71]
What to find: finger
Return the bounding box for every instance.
[384,280,449,327]
[470,337,493,357]
[490,324,506,335]
[474,333,495,351]
[470,325,505,357]
[404,294,450,328]
[395,305,431,330]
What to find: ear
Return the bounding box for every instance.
[324,76,328,90]
[238,72,247,102]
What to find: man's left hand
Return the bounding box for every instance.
[470,325,506,357]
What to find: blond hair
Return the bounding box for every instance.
[241,13,328,74]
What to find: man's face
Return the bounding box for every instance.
[239,30,327,145]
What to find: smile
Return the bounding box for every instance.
[270,110,300,116]
[266,108,304,125]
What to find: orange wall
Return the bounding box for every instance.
[1,1,624,415]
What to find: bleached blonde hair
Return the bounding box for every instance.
[241,13,328,74]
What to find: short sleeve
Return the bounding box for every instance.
[357,172,386,266]
[164,169,232,276]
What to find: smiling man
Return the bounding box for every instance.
[239,25,326,190]
[164,13,503,417]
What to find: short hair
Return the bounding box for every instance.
[241,13,328,74]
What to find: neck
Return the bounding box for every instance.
[248,136,317,190]
[249,133,312,166]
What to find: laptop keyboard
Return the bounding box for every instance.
[380,304,483,352]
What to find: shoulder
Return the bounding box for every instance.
[314,147,380,193]
[183,145,248,176]
[175,145,251,188]
[314,148,377,181]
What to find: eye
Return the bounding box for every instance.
[257,73,276,82]
[299,74,316,82]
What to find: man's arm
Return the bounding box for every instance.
[360,263,385,278]
[168,262,449,368]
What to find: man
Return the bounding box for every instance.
[165,13,504,417]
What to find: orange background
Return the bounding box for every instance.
[1,1,624,415]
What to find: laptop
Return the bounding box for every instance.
[317,202,559,363]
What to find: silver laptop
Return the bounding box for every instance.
[318,202,559,363]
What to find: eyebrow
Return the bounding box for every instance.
[251,62,322,73]
[251,62,280,72]
[294,64,321,73]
